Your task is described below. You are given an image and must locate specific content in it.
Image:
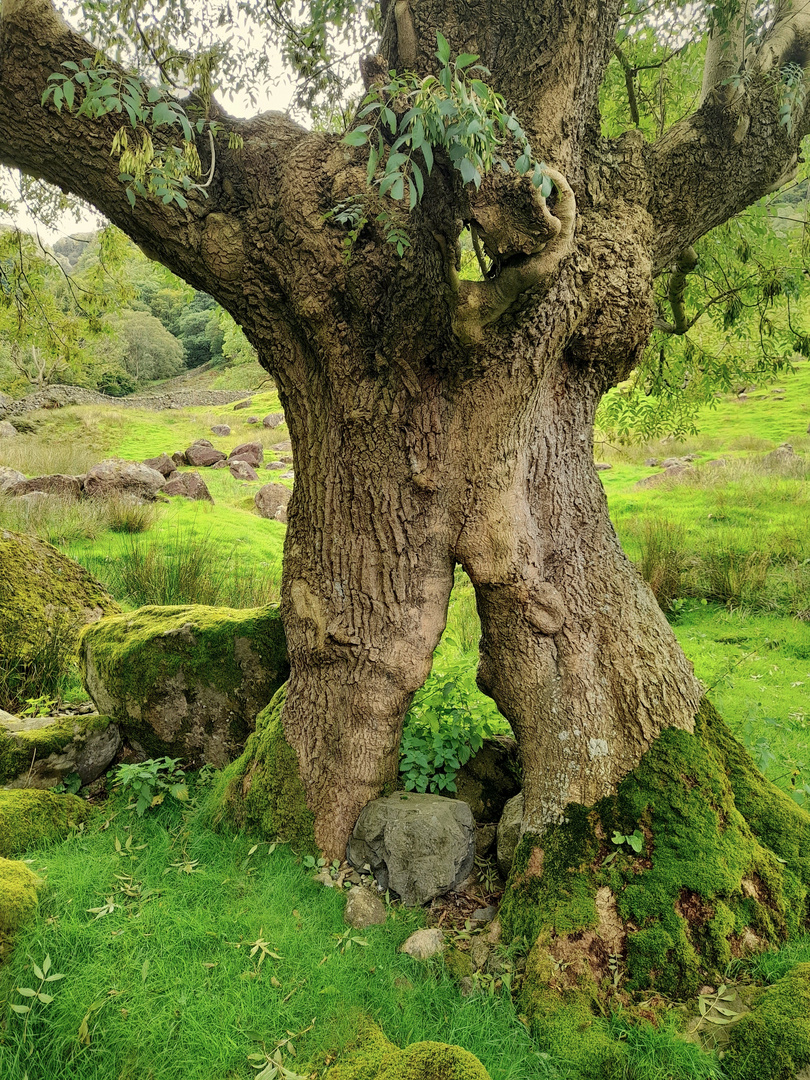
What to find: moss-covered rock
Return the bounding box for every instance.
[324,1019,491,1080]
[502,698,810,1017]
[724,963,810,1080]
[80,603,288,766]
[0,857,40,963]
[0,529,120,709]
[0,711,120,788]
[0,789,92,856]
[201,684,315,852]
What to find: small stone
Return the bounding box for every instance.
[0,421,18,437]
[469,938,490,972]
[265,461,285,470]
[228,441,264,467]
[210,424,231,436]
[594,462,612,471]
[644,458,658,467]
[272,441,292,452]
[142,453,175,477]
[400,928,445,959]
[471,905,498,924]
[313,869,335,888]
[245,416,261,425]
[344,886,387,928]
[161,472,214,503]
[229,460,260,481]
[281,471,295,480]
[459,976,474,996]
[660,457,682,468]
[263,413,284,428]
[233,399,253,410]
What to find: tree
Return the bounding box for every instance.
[2,0,809,866]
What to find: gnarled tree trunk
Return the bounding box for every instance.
[2,0,810,862]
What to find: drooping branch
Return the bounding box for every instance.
[450,169,576,346]
[655,246,699,334]
[0,0,305,310]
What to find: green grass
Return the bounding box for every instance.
[0,793,542,1080]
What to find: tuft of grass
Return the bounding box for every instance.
[632,516,689,610]
[0,609,81,714]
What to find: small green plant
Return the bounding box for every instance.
[400,650,503,793]
[53,771,82,795]
[19,694,58,718]
[611,829,644,854]
[113,756,188,816]
[10,954,65,1051]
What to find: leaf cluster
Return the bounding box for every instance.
[399,645,503,793]
[344,33,550,215]
[113,756,189,816]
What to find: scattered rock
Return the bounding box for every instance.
[344,886,387,928]
[475,824,497,859]
[162,472,214,503]
[496,792,523,877]
[0,467,25,492]
[255,482,291,520]
[185,443,226,467]
[84,459,166,500]
[594,462,612,471]
[634,465,695,489]
[683,454,698,462]
[644,458,658,467]
[263,413,284,428]
[272,440,292,452]
[763,443,801,470]
[211,460,229,469]
[274,504,288,525]
[313,869,335,888]
[453,735,520,823]
[80,603,288,766]
[142,453,175,477]
[265,461,286,470]
[660,456,683,468]
[171,451,187,467]
[210,424,231,436]
[347,792,476,906]
[400,928,446,959]
[471,905,498,924]
[706,458,728,468]
[7,474,83,499]
[228,441,263,467]
[0,711,121,789]
[245,416,261,425]
[233,399,253,410]
[229,460,260,481]
[0,421,17,438]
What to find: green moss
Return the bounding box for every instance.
[324,1019,491,1080]
[0,529,120,664]
[0,789,92,856]
[201,684,316,852]
[80,602,287,706]
[0,713,115,785]
[444,947,473,981]
[724,963,810,1080]
[0,857,40,963]
[503,697,810,1011]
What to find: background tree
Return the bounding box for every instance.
[2,0,810,867]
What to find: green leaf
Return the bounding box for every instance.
[17,987,36,997]
[390,175,405,201]
[147,85,163,103]
[383,107,397,133]
[421,142,433,175]
[32,964,44,982]
[455,53,480,69]
[343,128,370,146]
[458,157,480,186]
[63,80,75,111]
[411,161,424,201]
[10,1003,30,1014]
[151,101,175,126]
[36,993,54,1004]
[436,31,451,66]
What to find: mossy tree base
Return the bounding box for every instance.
[501,699,810,1019]
[202,684,316,853]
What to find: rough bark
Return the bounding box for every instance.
[2,0,809,858]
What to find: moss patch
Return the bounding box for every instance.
[0,857,40,963]
[0,789,92,857]
[0,712,115,785]
[0,529,119,664]
[324,1018,491,1080]
[503,698,810,1011]
[80,603,286,706]
[201,684,316,852]
[724,963,810,1080]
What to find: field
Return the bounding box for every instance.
[1,362,809,1079]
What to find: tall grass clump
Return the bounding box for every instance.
[0,494,156,545]
[0,433,101,477]
[77,528,280,608]
[0,609,81,714]
[632,516,689,610]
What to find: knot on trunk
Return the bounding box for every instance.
[523,581,566,635]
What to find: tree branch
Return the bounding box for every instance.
[655,246,698,334]
[451,169,576,346]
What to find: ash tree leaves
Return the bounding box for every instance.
[42,59,244,210]
[342,33,551,224]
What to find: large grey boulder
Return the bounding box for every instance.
[347,792,476,906]
[186,442,226,467]
[496,792,523,877]
[254,482,291,520]
[229,460,259,481]
[228,441,263,467]
[80,603,288,766]
[0,711,121,789]
[161,472,214,503]
[84,459,165,499]
[7,474,82,499]
[0,421,17,437]
[0,467,25,492]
